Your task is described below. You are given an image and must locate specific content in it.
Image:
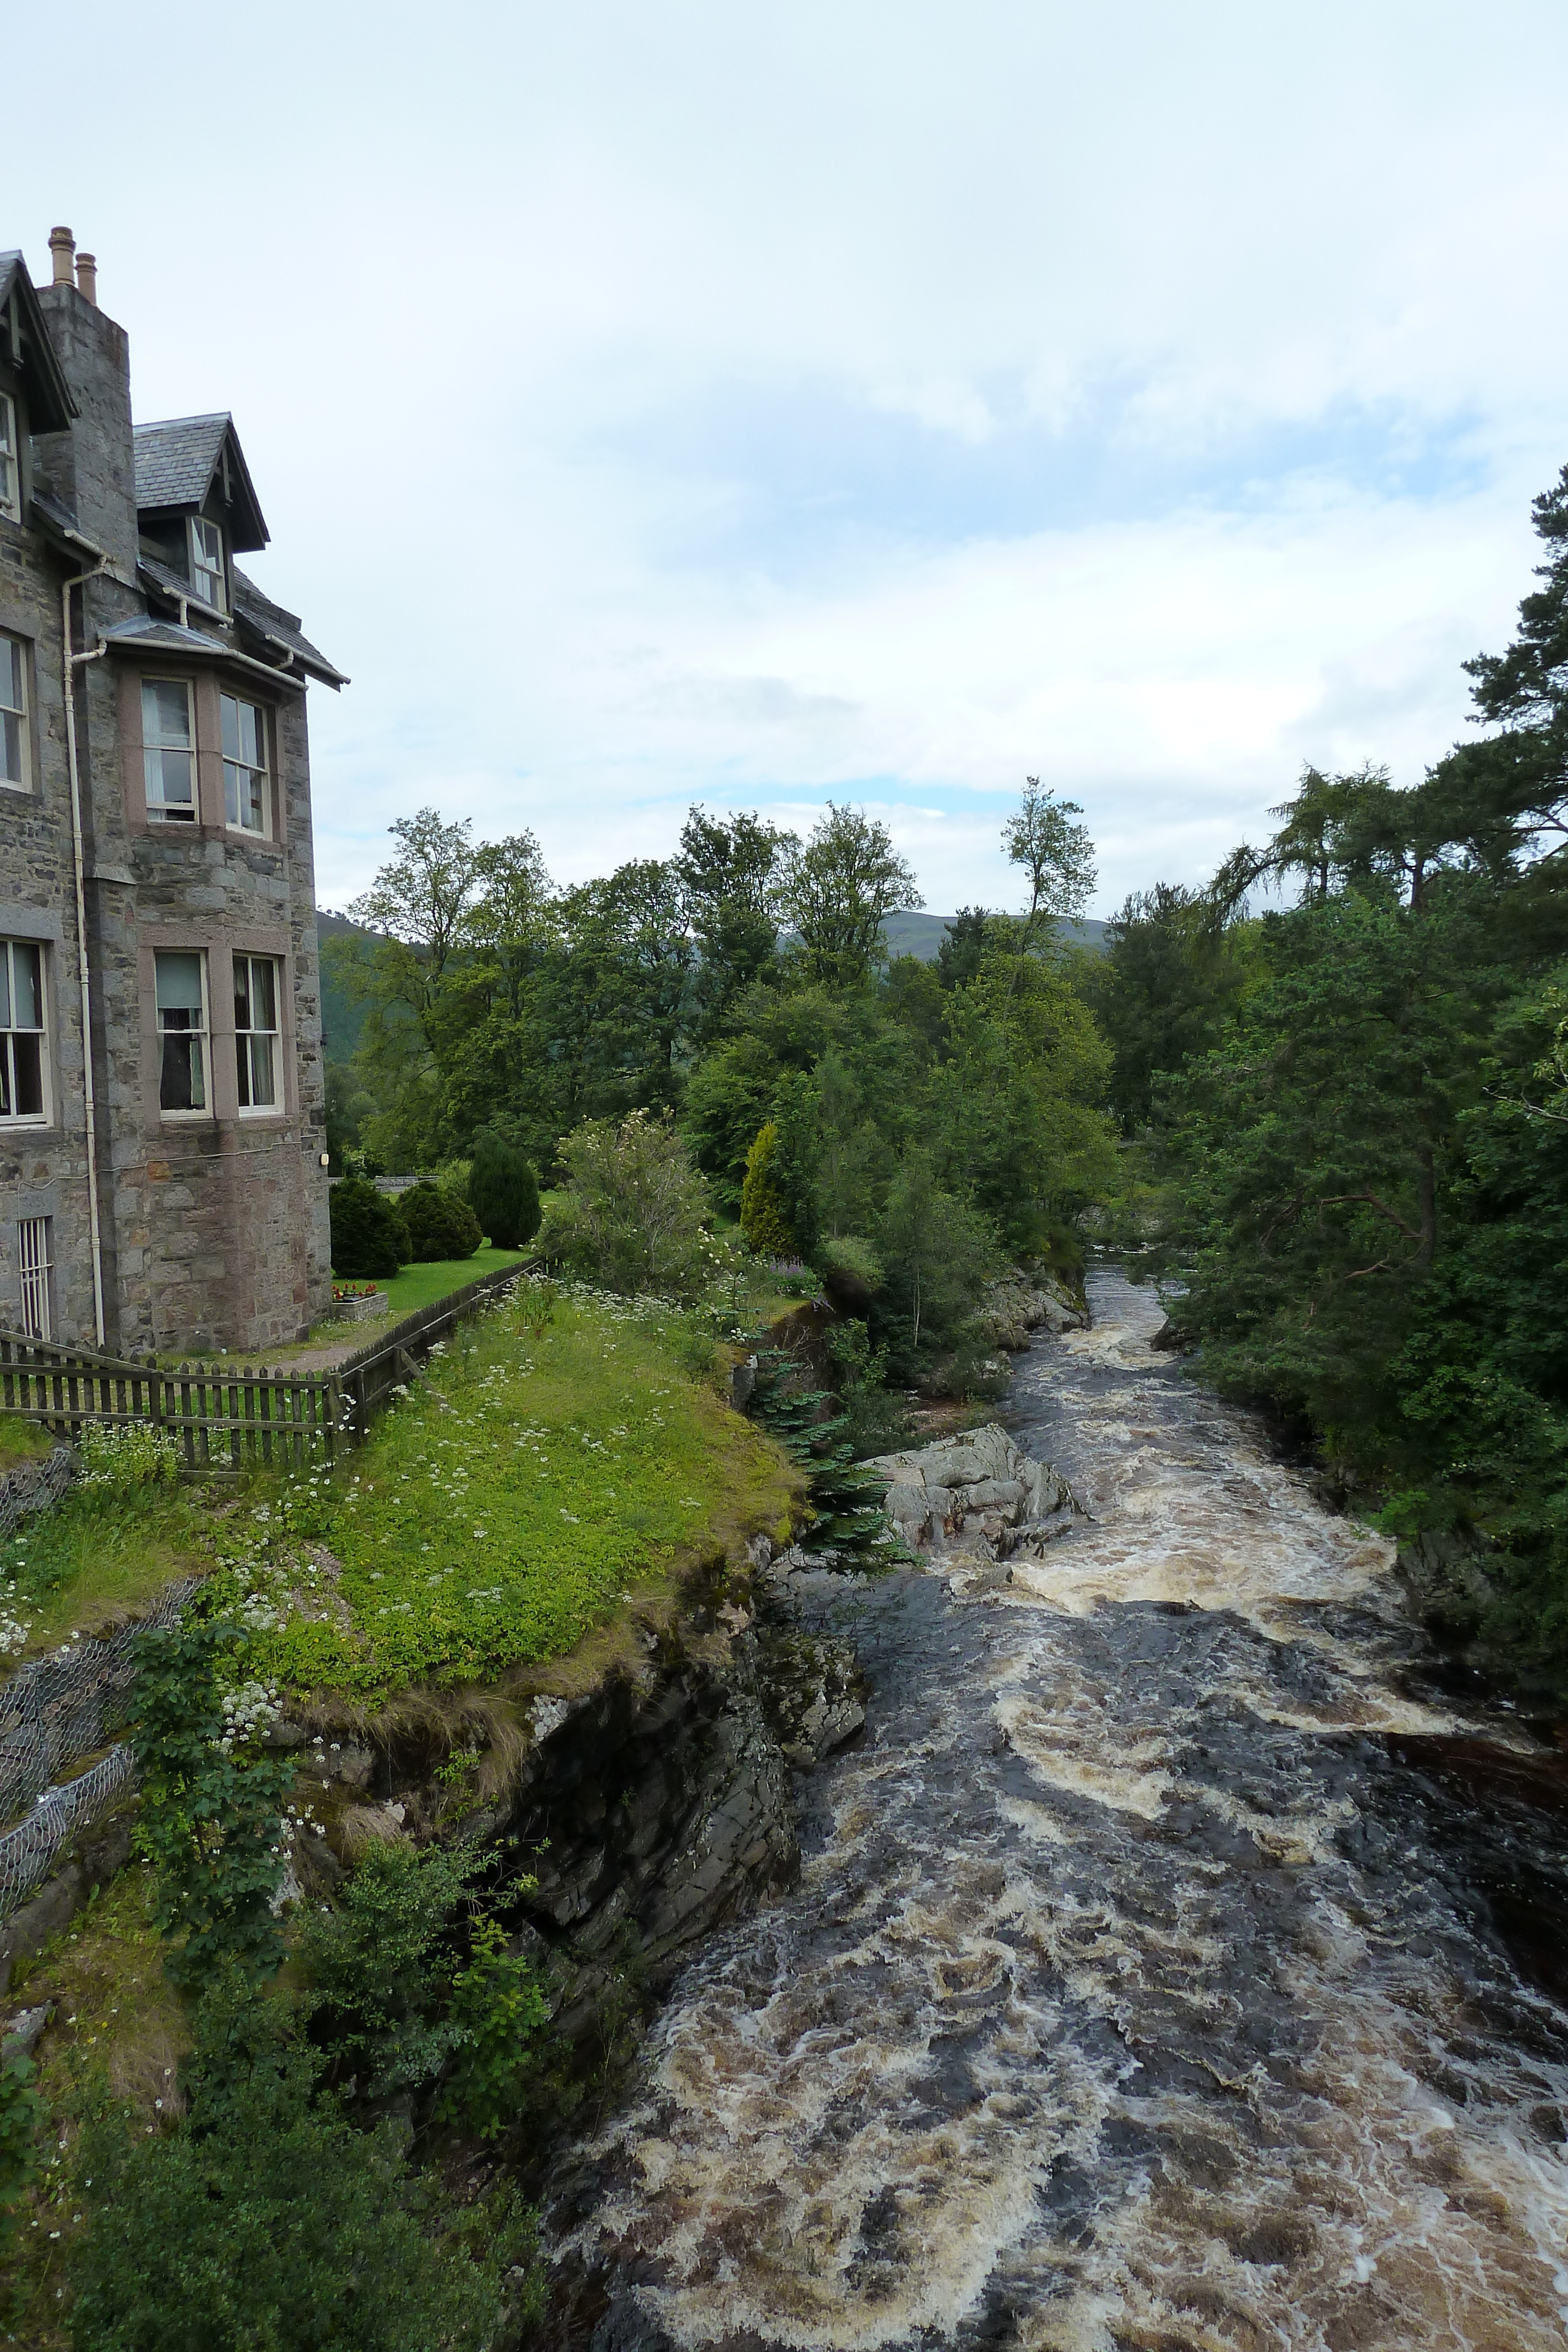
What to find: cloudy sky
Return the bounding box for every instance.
[9,2,1567,916]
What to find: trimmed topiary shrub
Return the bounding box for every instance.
[740,1121,796,1257]
[467,1131,541,1251]
[399,1181,482,1264]
[330,1178,412,1280]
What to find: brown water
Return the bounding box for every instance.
[544,1267,1568,2350]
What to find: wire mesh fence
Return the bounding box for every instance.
[0,1576,200,1833]
[0,1744,136,1923]
[0,1443,75,1541]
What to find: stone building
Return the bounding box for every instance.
[0,228,346,1357]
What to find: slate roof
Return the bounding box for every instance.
[232,566,347,689]
[132,413,268,550]
[0,252,77,432]
[132,414,230,509]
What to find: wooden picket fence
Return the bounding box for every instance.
[0,1257,534,1475]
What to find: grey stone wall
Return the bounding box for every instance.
[0,270,332,1355]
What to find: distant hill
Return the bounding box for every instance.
[313,905,1111,1067]
[882,911,1108,962]
[316,910,372,1064]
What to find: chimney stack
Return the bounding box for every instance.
[75,251,97,305]
[48,225,75,286]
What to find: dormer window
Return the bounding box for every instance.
[0,391,18,523]
[189,515,226,611]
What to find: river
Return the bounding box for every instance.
[543,1264,1568,2349]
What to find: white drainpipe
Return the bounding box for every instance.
[61,553,110,1349]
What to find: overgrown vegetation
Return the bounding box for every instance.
[201,1277,795,1697]
[1093,463,1568,1689]
[327,789,1114,1395]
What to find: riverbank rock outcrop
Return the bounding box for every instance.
[862,1423,1083,1564]
[979,1271,1088,1352]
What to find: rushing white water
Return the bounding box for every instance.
[548,1267,1568,2350]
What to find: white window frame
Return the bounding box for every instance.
[189,514,226,612]
[0,632,28,793]
[233,952,282,1115]
[0,389,19,524]
[154,949,212,1121]
[17,1216,52,1342]
[0,938,50,1127]
[220,692,270,837]
[142,677,198,824]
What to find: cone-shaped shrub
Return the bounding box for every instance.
[329,1178,412,1279]
[467,1130,541,1250]
[740,1121,797,1257]
[399,1181,482,1263]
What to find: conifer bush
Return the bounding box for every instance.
[397,1181,482,1264]
[329,1178,412,1281]
[467,1130,541,1250]
[740,1121,796,1257]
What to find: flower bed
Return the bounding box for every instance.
[330,1282,390,1324]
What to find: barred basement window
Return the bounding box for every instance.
[18,1216,52,1342]
[142,679,196,823]
[155,950,209,1115]
[0,938,48,1124]
[233,953,279,1112]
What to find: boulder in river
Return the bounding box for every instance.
[980,1270,1088,1351]
[861,1422,1083,1564]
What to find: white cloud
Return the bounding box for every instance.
[8,0,1567,916]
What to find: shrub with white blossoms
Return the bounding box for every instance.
[217,1678,283,1752]
[0,1578,31,1659]
[76,1420,181,1496]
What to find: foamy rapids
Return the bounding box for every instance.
[544,1267,1568,2350]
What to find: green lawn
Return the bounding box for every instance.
[216,1279,799,1697]
[339,1244,532,1325]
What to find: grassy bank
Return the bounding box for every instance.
[0,1277,798,1698]
[219,1279,797,1696]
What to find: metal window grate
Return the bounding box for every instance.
[17,1217,51,1342]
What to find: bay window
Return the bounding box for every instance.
[222,693,269,834]
[0,938,48,1124]
[155,950,209,1114]
[142,679,196,823]
[233,954,280,1111]
[1,634,26,790]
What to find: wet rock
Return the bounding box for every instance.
[757,1628,868,1770]
[980,1269,1089,1350]
[2,2002,52,2060]
[862,1422,1085,1567]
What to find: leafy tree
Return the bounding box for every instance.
[1082,881,1256,1130]
[676,807,795,1036]
[540,1110,716,1297]
[68,1973,510,2352]
[935,906,991,992]
[876,1151,999,1365]
[466,1130,540,1250]
[1002,777,1096,956]
[779,804,922,987]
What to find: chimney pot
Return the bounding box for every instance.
[75,252,98,305]
[48,225,76,286]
